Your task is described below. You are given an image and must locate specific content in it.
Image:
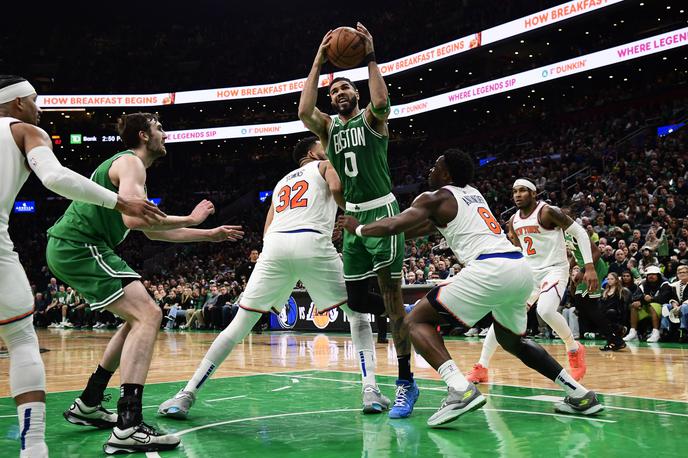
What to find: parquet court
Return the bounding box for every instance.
[1,329,686,457]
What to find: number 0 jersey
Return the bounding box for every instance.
[511,201,569,274]
[325,109,392,204]
[436,185,519,265]
[266,161,337,236]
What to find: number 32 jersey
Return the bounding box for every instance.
[437,185,519,266]
[511,201,569,274]
[266,161,337,236]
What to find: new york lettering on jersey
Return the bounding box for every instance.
[267,160,337,236]
[325,110,392,204]
[512,201,568,272]
[437,185,518,265]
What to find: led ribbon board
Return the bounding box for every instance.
[163,27,688,143]
[36,0,623,108]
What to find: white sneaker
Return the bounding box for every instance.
[478,328,489,337]
[93,322,104,329]
[646,329,661,343]
[47,322,60,328]
[158,390,196,419]
[63,397,117,429]
[179,324,188,330]
[465,328,479,337]
[63,321,74,328]
[623,328,638,341]
[362,385,391,413]
[103,422,180,455]
[117,322,125,329]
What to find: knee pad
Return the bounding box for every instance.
[0,318,46,397]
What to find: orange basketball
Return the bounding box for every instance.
[327,27,366,69]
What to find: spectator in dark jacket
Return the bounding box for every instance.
[623,266,672,342]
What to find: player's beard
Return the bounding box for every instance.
[333,94,358,116]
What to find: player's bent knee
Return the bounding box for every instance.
[1,318,46,397]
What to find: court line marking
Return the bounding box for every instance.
[271,386,291,392]
[207,395,247,402]
[145,453,161,458]
[173,405,612,437]
[0,414,17,418]
[268,373,685,419]
[311,368,688,406]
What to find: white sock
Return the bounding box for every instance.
[17,402,46,452]
[478,325,498,368]
[341,305,377,387]
[183,308,260,394]
[438,360,469,391]
[555,369,588,397]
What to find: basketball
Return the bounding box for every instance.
[327,26,366,69]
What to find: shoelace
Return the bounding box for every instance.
[97,393,113,413]
[393,385,410,407]
[138,422,158,436]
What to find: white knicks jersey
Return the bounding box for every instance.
[511,201,569,273]
[0,117,31,253]
[266,161,337,236]
[437,185,519,265]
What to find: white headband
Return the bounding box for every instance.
[513,178,536,191]
[0,81,36,104]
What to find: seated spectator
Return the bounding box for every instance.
[638,247,659,276]
[562,266,580,339]
[414,269,427,284]
[624,266,672,342]
[674,239,688,263]
[182,287,205,330]
[661,264,688,343]
[162,290,180,330]
[202,284,220,329]
[436,260,449,280]
[599,273,631,350]
[608,249,627,275]
[33,292,50,328]
[405,271,417,285]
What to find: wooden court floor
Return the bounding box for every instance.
[1,329,687,457]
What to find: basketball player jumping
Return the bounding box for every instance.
[46,112,244,455]
[299,24,418,418]
[159,136,391,418]
[0,76,164,458]
[466,179,595,384]
[339,150,603,427]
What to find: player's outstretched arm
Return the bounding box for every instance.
[339,192,439,237]
[355,23,389,120]
[144,226,244,243]
[298,31,333,141]
[112,155,213,231]
[404,219,437,239]
[14,123,164,221]
[543,205,598,292]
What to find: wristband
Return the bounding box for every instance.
[355,225,365,237]
[363,52,376,64]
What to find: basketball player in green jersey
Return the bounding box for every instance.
[46,113,244,454]
[562,208,625,351]
[299,24,418,418]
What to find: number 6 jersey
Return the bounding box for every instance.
[511,201,569,274]
[265,161,338,237]
[436,185,519,266]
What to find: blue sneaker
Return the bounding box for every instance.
[389,378,419,418]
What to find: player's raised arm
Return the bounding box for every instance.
[543,205,598,292]
[355,23,390,129]
[339,192,440,237]
[298,31,333,141]
[112,154,213,231]
[144,226,244,243]
[16,123,165,221]
[322,161,345,210]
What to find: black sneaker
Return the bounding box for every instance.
[600,340,626,352]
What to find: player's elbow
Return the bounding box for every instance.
[297,107,311,121]
[122,215,146,230]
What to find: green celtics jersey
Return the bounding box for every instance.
[564,233,608,297]
[48,151,134,249]
[326,110,391,204]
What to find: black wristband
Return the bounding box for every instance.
[363,51,376,64]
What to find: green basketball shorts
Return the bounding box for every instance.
[46,237,140,310]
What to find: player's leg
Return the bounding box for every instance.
[410,281,487,427]
[492,320,603,415]
[0,254,48,457]
[1,318,48,458]
[536,280,586,380]
[159,249,291,418]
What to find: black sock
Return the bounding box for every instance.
[80,365,114,407]
[397,354,413,381]
[117,384,144,429]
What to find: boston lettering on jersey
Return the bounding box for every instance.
[332,126,366,155]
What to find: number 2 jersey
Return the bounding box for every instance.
[265,160,337,236]
[511,201,569,275]
[436,185,519,265]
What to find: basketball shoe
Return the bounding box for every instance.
[158,390,196,419]
[427,383,486,427]
[63,396,117,429]
[466,363,489,384]
[362,385,390,413]
[388,378,419,419]
[554,390,604,416]
[567,342,587,381]
[103,422,180,455]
